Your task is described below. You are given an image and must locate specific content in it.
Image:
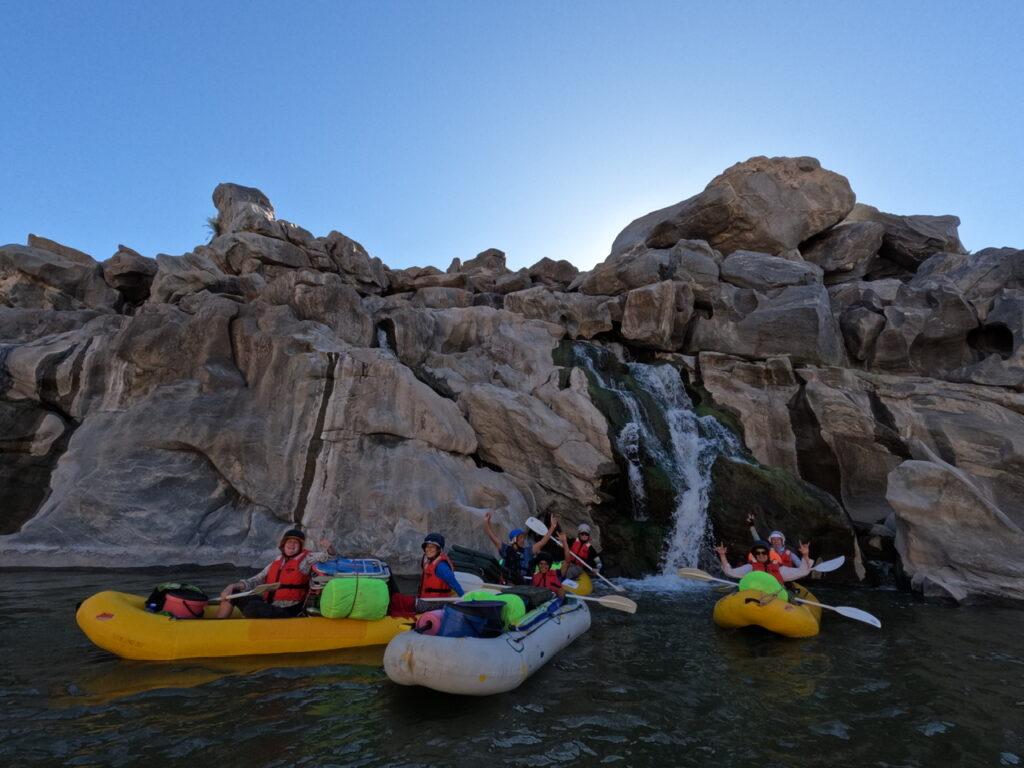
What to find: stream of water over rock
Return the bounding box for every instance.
[2,567,1021,767]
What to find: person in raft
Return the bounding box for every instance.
[419,532,465,598]
[745,512,800,567]
[531,531,573,596]
[564,522,603,581]
[483,511,559,585]
[216,528,337,619]
[714,540,811,589]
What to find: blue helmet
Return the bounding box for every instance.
[508,528,526,542]
[422,532,445,550]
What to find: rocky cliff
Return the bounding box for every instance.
[2,156,1021,601]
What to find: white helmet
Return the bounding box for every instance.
[577,523,593,534]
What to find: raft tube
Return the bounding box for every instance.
[76,591,412,661]
[383,597,591,695]
[712,584,823,638]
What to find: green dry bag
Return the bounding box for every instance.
[320,577,390,620]
[738,570,789,602]
[462,590,526,627]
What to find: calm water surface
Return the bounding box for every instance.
[2,568,1022,768]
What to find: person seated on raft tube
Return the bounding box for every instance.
[216,528,337,619]
[745,512,800,567]
[564,522,603,581]
[419,532,465,599]
[483,511,559,585]
[714,540,812,588]
[531,530,573,596]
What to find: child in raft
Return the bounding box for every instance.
[714,540,812,592]
[483,511,559,585]
[745,512,801,567]
[531,531,573,596]
[216,528,337,619]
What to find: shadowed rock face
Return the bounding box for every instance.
[1,157,1022,600]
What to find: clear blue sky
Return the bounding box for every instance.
[1,1,1021,271]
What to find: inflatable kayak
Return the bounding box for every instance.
[76,591,412,661]
[566,571,593,596]
[712,583,822,638]
[384,596,591,695]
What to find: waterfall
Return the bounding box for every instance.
[377,327,393,355]
[573,342,744,572]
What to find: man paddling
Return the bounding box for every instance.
[216,528,336,619]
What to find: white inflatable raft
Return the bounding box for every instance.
[383,597,591,695]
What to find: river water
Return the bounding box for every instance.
[2,567,1022,768]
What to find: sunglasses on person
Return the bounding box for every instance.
[753,549,769,557]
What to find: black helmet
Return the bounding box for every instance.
[421,532,446,550]
[749,540,771,557]
[279,528,306,549]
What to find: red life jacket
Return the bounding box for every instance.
[751,560,786,587]
[570,539,592,564]
[265,551,310,603]
[531,569,562,592]
[747,548,795,567]
[419,553,455,597]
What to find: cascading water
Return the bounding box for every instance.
[572,342,745,573]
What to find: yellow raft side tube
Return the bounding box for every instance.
[76,591,412,661]
[565,572,593,596]
[712,584,823,638]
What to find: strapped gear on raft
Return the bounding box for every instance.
[422,532,446,551]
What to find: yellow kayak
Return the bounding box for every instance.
[566,572,593,596]
[76,591,412,661]
[712,584,822,638]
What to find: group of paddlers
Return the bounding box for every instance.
[713,512,812,590]
[216,513,603,620]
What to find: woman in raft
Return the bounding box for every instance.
[531,530,573,596]
[216,528,337,619]
[714,539,812,595]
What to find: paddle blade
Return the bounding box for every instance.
[562,579,579,589]
[835,605,882,628]
[812,556,845,573]
[525,516,548,537]
[454,571,485,592]
[596,595,637,614]
[676,568,715,582]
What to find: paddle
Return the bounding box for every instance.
[811,555,845,573]
[524,517,626,593]
[675,568,881,629]
[208,582,281,605]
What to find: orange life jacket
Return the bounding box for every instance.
[419,553,455,597]
[570,539,592,564]
[531,569,562,592]
[747,548,795,567]
[265,550,311,603]
[751,560,786,587]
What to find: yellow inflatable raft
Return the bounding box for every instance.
[712,584,822,638]
[566,572,593,596]
[76,591,412,661]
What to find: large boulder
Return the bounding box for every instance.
[887,446,1024,601]
[801,221,885,283]
[698,353,800,475]
[610,156,855,256]
[844,203,966,271]
[719,250,822,292]
[503,286,618,339]
[0,244,119,312]
[688,283,847,366]
[101,246,158,305]
[620,280,693,350]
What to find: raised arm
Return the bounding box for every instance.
[746,513,762,542]
[483,511,502,550]
[531,514,558,554]
[780,542,811,581]
[556,531,571,576]
[715,543,751,579]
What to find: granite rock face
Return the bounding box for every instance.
[2,157,1022,600]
